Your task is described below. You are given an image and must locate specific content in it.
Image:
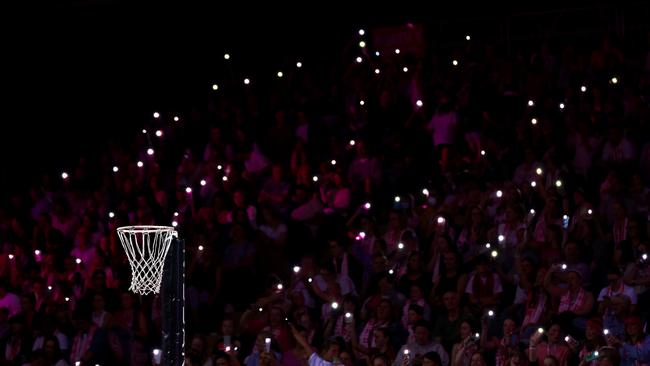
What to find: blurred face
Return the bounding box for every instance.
[443,253,457,270]
[373,358,389,366]
[626,321,642,337]
[585,323,600,341]
[408,310,421,325]
[415,326,429,345]
[423,357,440,366]
[503,319,516,336]
[373,329,387,347]
[339,351,353,366]
[190,337,204,358]
[92,295,105,311]
[216,357,230,366]
[548,324,561,343]
[222,319,234,335]
[410,286,423,301]
[329,241,343,258]
[443,292,459,310]
[43,339,57,356]
[567,272,582,289]
[459,322,472,339]
[269,308,282,326]
[543,357,559,366]
[470,353,486,366]
[233,191,245,207]
[376,301,391,320]
[408,254,421,271]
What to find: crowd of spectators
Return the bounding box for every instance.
[1,21,650,366]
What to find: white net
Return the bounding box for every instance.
[116,226,177,295]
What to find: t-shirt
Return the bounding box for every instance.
[597,284,637,305]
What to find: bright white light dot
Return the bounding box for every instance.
[491,250,498,258]
[555,180,563,187]
[296,61,302,68]
[358,29,365,36]
[498,235,505,242]
[243,78,250,85]
[198,245,204,251]
[277,71,283,78]
[171,221,178,227]
[356,57,363,63]
[258,307,263,312]
[65,297,70,302]
[75,258,82,264]
[404,349,410,355]
[587,209,593,215]
[531,118,538,125]
[559,103,565,110]
[108,212,115,218]
[153,112,160,119]
[155,130,163,137]
[61,172,69,179]
[422,188,429,196]
[642,254,648,260]
[562,263,567,270]
[47,286,52,291]
[481,150,486,156]
[345,312,352,318]
[466,35,471,41]
[8,254,14,260]
[388,269,394,275]
[398,242,405,250]
[293,266,301,273]
[112,166,119,173]
[349,139,356,146]
[330,159,336,165]
[536,167,543,175]
[403,67,408,72]
[580,85,587,92]
[538,328,544,334]
[185,187,192,194]
[147,148,154,156]
[217,164,222,170]
[307,278,313,283]
[222,176,228,182]
[137,161,143,168]
[359,232,366,239]
[437,217,445,224]
[375,51,380,56]
[331,302,339,309]
[488,310,494,317]
[359,100,365,106]
[530,209,536,215]
[530,181,537,187]
[374,68,380,74]
[528,100,535,107]
[200,179,207,186]
[359,41,366,48]
[496,190,503,198]
[611,77,618,84]
[142,129,147,134]
[394,49,400,54]
[394,196,401,203]
[153,349,161,356]
[452,59,458,66]
[312,176,318,182]
[174,116,179,121]
[416,100,423,107]
[212,84,219,91]
[34,250,41,256]
[224,53,230,60]
[364,202,371,210]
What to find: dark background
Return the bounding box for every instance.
[2,1,646,188]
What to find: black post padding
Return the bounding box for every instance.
[162,237,185,366]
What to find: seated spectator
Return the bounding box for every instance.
[394,320,449,366]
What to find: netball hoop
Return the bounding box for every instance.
[117,225,185,366]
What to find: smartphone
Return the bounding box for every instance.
[585,351,600,362]
[152,349,162,364]
[264,337,271,353]
[344,312,353,323]
[562,215,569,229]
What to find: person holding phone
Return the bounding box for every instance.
[528,323,571,366]
[572,318,607,366]
[606,315,650,366]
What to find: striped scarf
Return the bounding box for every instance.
[559,288,585,313]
